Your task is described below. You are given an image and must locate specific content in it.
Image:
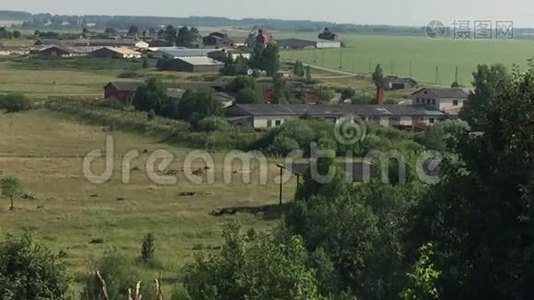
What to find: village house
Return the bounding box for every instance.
[411,87,469,115]
[382,76,418,90]
[203,32,233,47]
[276,38,341,49]
[226,104,446,129]
[104,81,144,102]
[89,47,142,59]
[36,45,99,58]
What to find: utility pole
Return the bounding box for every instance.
[339,48,343,69]
[435,66,440,85]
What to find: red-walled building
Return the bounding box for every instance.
[104,81,143,103]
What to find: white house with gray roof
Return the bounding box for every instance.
[227,104,446,129]
[411,88,470,115]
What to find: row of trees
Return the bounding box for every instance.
[158,25,201,47]
[0,27,21,39]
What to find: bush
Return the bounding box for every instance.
[182,221,322,299]
[81,251,148,300]
[0,93,32,113]
[0,233,70,299]
[194,116,230,132]
[140,233,155,264]
[117,71,142,79]
[99,97,125,110]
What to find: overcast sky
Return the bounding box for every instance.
[2,0,534,27]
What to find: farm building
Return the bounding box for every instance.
[89,47,142,59]
[226,104,446,129]
[0,46,30,56]
[104,81,143,103]
[157,56,223,72]
[207,49,251,62]
[229,37,248,47]
[411,88,469,115]
[277,38,341,49]
[318,27,340,41]
[150,47,217,59]
[382,76,418,90]
[34,38,149,49]
[253,29,273,47]
[203,32,233,47]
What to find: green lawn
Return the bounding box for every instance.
[0,110,294,291]
[280,33,534,86]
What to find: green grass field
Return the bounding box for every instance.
[0,110,295,290]
[279,33,534,86]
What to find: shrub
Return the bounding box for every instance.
[0,93,32,113]
[140,233,155,264]
[194,116,230,132]
[99,97,125,110]
[0,233,70,299]
[81,251,148,300]
[117,71,141,79]
[147,109,156,121]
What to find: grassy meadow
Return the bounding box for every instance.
[279,33,534,86]
[0,110,295,290]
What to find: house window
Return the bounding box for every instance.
[426,99,430,104]
[275,120,281,126]
[416,98,420,103]
[429,118,435,124]
[267,120,272,128]
[432,99,436,105]
[453,100,459,106]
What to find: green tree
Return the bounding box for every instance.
[177,89,223,123]
[372,64,384,99]
[410,61,534,298]
[132,77,168,113]
[235,88,261,104]
[183,221,323,299]
[450,81,460,88]
[163,25,177,45]
[305,66,312,82]
[0,233,70,299]
[400,244,441,300]
[272,73,290,104]
[1,176,22,210]
[459,63,508,130]
[340,87,355,101]
[250,44,280,76]
[293,60,304,77]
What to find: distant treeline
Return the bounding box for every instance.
[0,10,427,35]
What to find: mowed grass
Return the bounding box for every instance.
[280,33,534,86]
[0,110,294,287]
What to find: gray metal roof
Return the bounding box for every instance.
[155,47,218,58]
[229,104,445,117]
[412,87,469,98]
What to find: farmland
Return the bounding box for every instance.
[279,33,534,85]
[0,110,293,289]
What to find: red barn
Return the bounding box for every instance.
[104,81,143,103]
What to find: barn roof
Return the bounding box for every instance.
[106,81,143,91]
[412,87,469,98]
[229,104,445,117]
[177,56,224,66]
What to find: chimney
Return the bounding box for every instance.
[377,87,385,105]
